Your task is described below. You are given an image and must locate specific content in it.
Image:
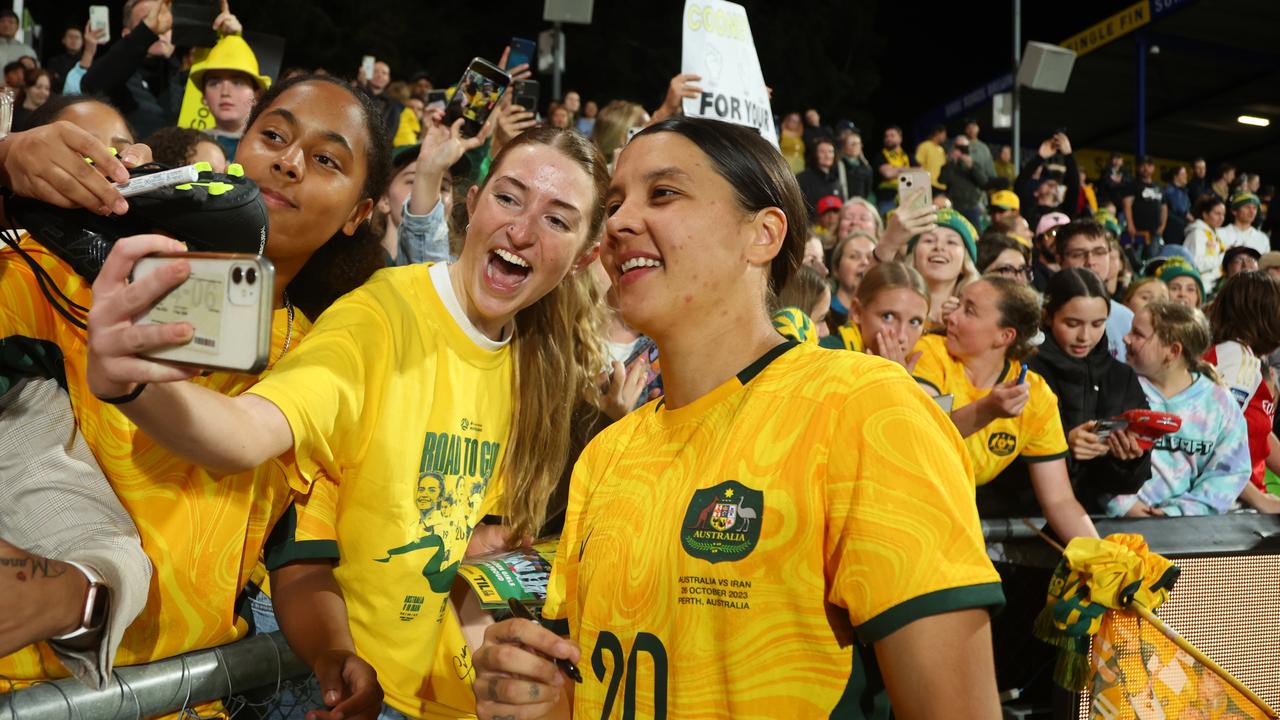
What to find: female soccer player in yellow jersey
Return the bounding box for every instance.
[0,75,398,709]
[912,276,1099,542]
[471,117,1007,719]
[84,126,610,719]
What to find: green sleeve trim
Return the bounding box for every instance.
[855,582,1006,644]
[912,377,942,397]
[540,617,570,637]
[263,503,340,570]
[1022,451,1069,464]
[265,539,339,570]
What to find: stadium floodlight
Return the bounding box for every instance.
[1237,115,1270,127]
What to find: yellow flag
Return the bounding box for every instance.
[1090,612,1273,720]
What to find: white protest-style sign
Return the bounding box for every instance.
[681,0,778,148]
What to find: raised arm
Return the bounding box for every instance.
[650,73,703,124]
[85,235,293,475]
[1059,137,1080,213]
[81,2,169,96]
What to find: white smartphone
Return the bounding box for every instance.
[361,55,376,81]
[88,5,111,45]
[897,169,933,213]
[131,253,275,374]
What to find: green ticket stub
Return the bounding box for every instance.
[456,539,557,611]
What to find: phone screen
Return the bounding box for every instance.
[1093,418,1127,441]
[443,60,510,134]
[508,37,536,71]
[624,337,658,367]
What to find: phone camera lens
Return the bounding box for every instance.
[232,267,243,284]
[246,267,257,285]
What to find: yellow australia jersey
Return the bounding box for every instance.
[254,261,512,718]
[877,147,910,192]
[0,239,308,688]
[543,341,1002,719]
[912,334,1068,485]
[818,320,864,352]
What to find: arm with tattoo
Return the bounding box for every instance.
[0,539,91,658]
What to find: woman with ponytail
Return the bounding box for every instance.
[473,117,1006,720]
[1109,301,1251,516]
[913,275,1097,541]
[84,125,608,719]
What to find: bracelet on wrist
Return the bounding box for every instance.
[96,383,147,405]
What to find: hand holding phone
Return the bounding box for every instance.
[131,252,275,374]
[360,55,376,84]
[88,5,111,45]
[511,79,539,113]
[1091,417,1126,441]
[507,37,536,73]
[1069,420,1112,461]
[442,58,511,138]
[897,169,932,213]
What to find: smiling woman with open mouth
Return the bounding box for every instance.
[907,207,981,329]
[84,123,610,719]
[471,116,1010,720]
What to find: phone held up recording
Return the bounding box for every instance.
[507,37,537,71]
[897,169,932,215]
[511,79,540,115]
[131,253,275,374]
[442,58,511,138]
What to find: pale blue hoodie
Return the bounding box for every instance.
[1107,374,1250,516]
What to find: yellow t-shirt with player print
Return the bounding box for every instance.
[0,240,309,692]
[253,261,512,719]
[911,334,1068,485]
[543,341,1002,719]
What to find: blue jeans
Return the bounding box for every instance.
[246,587,322,719]
[249,588,425,720]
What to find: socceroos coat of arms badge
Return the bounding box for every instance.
[680,480,764,563]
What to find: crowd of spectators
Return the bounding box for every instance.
[782,109,1277,531]
[0,2,1278,718]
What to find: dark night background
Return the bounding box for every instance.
[22,1,1132,134]
[21,0,1280,176]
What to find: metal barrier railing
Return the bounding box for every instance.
[5,515,1277,719]
[0,520,1053,719]
[0,632,309,720]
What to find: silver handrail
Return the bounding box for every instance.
[0,632,309,720]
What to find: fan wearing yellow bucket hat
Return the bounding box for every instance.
[189,33,270,160]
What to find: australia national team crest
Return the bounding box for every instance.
[681,480,764,563]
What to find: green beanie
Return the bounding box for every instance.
[1231,192,1261,210]
[1095,210,1122,238]
[1156,256,1205,300]
[908,207,978,263]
